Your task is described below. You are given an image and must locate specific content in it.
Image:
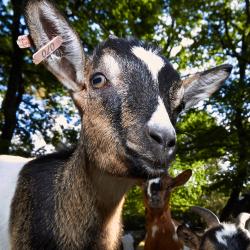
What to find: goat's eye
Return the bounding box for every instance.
[91,73,107,88]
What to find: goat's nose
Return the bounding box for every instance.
[146,97,176,149]
[147,124,176,148]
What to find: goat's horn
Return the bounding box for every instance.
[236,213,250,230]
[190,206,220,228]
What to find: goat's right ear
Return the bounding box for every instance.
[181,64,232,110]
[172,169,192,188]
[25,0,85,92]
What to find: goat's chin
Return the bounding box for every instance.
[124,147,170,179]
[125,156,168,179]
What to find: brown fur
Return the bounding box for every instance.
[143,170,192,250]
[7,1,231,248]
[201,238,216,250]
[51,134,134,249]
[10,178,32,250]
[176,225,201,250]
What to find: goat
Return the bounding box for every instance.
[0,0,232,249]
[142,169,192,250]
[177,206,250,250]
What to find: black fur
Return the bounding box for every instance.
[18,149,75,249]
[91,38,181,171]
[200,225,250,250]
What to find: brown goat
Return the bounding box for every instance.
[143,169,192,250]
[0,0,232,249]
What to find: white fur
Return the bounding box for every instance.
[215,224,237,247]
[131,46,164,81]
[0,155,31,250]
[121,233,134,250]
[103,55,121,81]
[172,86,184,108]
[147,177,160,197]
[147,96,175,136]
[171,219,179,241]
[172,232,178,242]
[152,225,159,238]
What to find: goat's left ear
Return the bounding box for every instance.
[181,64,232,110]
[24,0,85,92]
[172,169,192,188]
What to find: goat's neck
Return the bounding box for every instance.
[147,205,172,222]
[90,168,135,250]
[56,143,135,249]
[146,202,176,233]
[64,136,135,211]
[91,167,135,214]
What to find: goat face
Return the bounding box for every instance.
[144,170,192,208]
[25,0,232,179]
[76,38,182,178]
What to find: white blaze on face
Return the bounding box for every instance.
[131,46,164,81]
[147,177,161,197]
[102,54,121,82]
[148,96,176,138]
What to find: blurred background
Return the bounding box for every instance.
[0,0,249,231]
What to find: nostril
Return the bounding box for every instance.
[167,139,176,148]
[149,131,164,145]
[146,125,176,147]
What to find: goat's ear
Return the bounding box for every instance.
[181,64,232,110]
[177,224,201,249]
[172,169,192,188]
[25,0,85,92]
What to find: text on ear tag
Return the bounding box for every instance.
[32,36,63,65]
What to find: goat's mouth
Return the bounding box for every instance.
[149,199,165,209]
[125,147,170,179]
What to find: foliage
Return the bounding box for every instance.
[0,0,249,228]
[170,159,209,215]
[164,0,250,220]
[123,186,145,230]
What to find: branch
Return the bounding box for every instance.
[164,17,176,55]
[213,21,249,63]
[223,18,239,57]
[245,0,250,25]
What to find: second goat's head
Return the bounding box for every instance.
[25,0,232,179]
[144,169,192,209]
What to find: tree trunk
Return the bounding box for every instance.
[220,187,241,221]
[0,0,24,154]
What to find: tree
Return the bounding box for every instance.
[0,0,25,154]
[162,0,250,220]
